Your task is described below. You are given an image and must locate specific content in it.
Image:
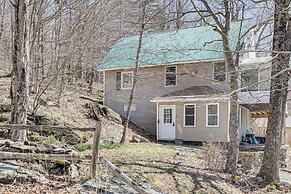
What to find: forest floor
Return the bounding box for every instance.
[0,74,290,193]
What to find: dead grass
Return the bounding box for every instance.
[99,143,245,194]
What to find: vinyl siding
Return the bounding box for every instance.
[157,101,229,142]
[104,62,227,134]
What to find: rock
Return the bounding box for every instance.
[52,147,72,154]
[130,134,149,143]
[84,103,122,124]
[60,131,82,145]
[107,137,120,144]
[69,164,78,179]
[48,160,71,176]
[0,160,19,184]
[278,181,291,192]
[82,176,137,194]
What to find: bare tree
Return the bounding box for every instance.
[10,0,30,142]
[191,0,249,174]
[258,0,291,183]
[120,0,147,144]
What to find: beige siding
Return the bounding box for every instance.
[159,101,229,142]
[240,107,251,139]
[104,62,227,134]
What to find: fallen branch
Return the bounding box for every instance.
[0,151,91,161]
[80,95,101,103]
[0,124,95,132]
[100,157,148,194]
[0,72,12,78]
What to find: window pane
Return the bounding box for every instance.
[122,72,133,88]
[165,66,176,86]
[185,116,195,126]
[208,115,218,126]
[208,105,218,114]
[214,63,226,82]
[185,105,195,114]
[163,109,172,123]
[166,66,176,73]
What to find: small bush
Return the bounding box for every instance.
[75,143,92,152]
[82,132,93,143]
[0,114,8,123]
[201,142,226,171]
[100,140,120,149]
[31,133,58,145]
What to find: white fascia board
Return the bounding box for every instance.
[151,96,230,103]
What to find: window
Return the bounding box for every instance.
[206,103,219,127]
[121,72,133,89]
[184,104,196,127]
[165,66,176,86]
[214,63,226,82]
[241,69,259,91]
[163,109,172,123]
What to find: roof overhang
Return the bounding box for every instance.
[97,58,225,72]
[151,95,230,103]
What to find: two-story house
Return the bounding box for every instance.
[98,22,271,142]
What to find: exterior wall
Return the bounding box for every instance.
[240,60,271,91]
[240,107,251,136]
[104,62,227,135]
[159,101,229,142]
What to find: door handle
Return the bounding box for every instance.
[173,122,175,126]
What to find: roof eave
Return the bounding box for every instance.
[97,58,225,72]
[151,95,230,103]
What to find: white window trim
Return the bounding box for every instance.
[183,104,196,127]
[213,63,227,83]
[164,65,177,87]
[206,103,219,127]
[121,71,133,90]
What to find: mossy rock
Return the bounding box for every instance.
[59,131,82,145]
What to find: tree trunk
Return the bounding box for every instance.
[120,1,146,144]
[10,0,30,142]
[258,0,290,183]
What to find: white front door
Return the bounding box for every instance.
[159,105,176,140]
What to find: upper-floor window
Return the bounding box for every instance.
[165,66,176,86]
[213,63,226,82]
[241,69,258,91]
[184,104,196,127]
[206,103,219,127]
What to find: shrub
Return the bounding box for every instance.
[0,114,9,123]
[75,143,92,152]
[201,142,226,171]
[100,140,120,149]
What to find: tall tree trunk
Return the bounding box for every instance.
[258,0,291,183]
[10,0,30,142]
[120,1,146,144]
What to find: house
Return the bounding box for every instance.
[98,22,273,142]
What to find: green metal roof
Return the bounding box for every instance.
[99,21,250,70]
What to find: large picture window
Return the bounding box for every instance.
[214,63,226,82]
[206,103,219,127]
[121,71,133,89]
[184,104,196,127]
[165,66,177,86]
